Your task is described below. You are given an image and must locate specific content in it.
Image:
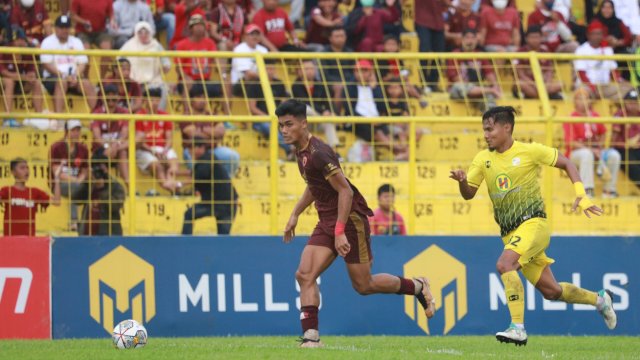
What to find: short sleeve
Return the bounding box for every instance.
[313,148,341,179]
[466,152,485,188]
[35,188,51,209]
[0,187,8,201]
[530,142,558,167]
[40,38,54,64]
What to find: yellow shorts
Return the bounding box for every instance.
[501,217,555,285]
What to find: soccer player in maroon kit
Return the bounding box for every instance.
[0,158,61,236]
[277,99,436,347]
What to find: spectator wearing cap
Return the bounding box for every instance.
[565,88,621,198]
[445,0,480,50]
[527,0,578,53]
[574,20,633,101]
[170,0,206,49]
[344,59,385,162]
[231,24,268,95]
[612,90,640,188]
[446,29,500,112]
[353,0,399,52]
[40,15,97,114]
[181,84,240,176]
[102,58,143,113]
[135,87,183,194]
[252,0,304,52]
[110,0,155,49]
[120,21,171,110]
[175,14,225,110]
[479,0,520,53]
[182,136,238,235]
[1,27,46,128]
[208,0,247,51]
[10,0,51,46]
[91,84,130,186]
[414,0,447,91]
[49,119,90,232]
[513,25,563,99]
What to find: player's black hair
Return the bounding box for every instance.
[275,99,307,120]
[10,157,27,171]
[526,25,542,36]
[377,183,396,197]
[482,106,516,133]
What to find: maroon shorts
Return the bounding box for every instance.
[308,212,373,264]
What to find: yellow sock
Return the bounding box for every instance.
[558,282,598,305]
[501,271,525,324]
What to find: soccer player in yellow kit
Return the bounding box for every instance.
[450,107,617,346]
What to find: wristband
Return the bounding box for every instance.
[573,181,587,197]
[578,196,595,210]
[334,220,346,236]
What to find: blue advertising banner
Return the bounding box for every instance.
[51,236,638,338]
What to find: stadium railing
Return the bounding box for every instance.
[0,47,639,236]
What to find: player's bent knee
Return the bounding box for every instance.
[351,281,374,296]
[496,260,516,274]
[541,286,562,300]
[295,270,316,287]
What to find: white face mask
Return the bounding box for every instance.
[492,0,508,9]
[20,0,35,8]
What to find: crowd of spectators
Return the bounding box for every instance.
[0,0,639,236]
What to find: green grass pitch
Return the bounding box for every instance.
[1,336,638,359]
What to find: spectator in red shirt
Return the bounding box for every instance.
[50,120,90,231]
[175,14,225,111]
[445,0,480,50]
[0,158,61,236]
[208,0,247,50]
[565,88,621,198]
[479,0,520,53]
[135,87,182,194]
[71,0,114,49]
[1,28,45,127]
[368,184,406,236]
[414,0,447,91]
[527,0,578,53]
[170,0,206,49]
[447,29,500,112]
[354,0,399,52]
[612,90,640,188]
[513,26,563,99]
[10,0,51,46]
[305,0,342,52]
[252,0,302,51]
[91,84,130,186]
[103,58,143,113]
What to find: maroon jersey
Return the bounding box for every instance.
[297,136,372,220]
[0,186,50,236]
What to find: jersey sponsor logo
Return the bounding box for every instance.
[512,157,521,166]
[302,156,308,167]
[88,246,156,333]
[324,162,337,173]
[485,160,491,168]
[9,198,36,208]
[403,245,467,335]
[495,174,512,192]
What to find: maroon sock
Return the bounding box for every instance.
[396,277,416,295]
[300,305,319,333]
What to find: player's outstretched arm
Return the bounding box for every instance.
[554,153,603,218]
[449,170,478,200]
[327,171,354,258]
[284,186,315,243]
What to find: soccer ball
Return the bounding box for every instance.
[112,319,148,349]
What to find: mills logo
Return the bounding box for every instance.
[404,245,467,335]
[88,246,156,333]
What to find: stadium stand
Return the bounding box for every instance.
[1,0,639,237]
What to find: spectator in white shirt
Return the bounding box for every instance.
[574,20,632,101]
[40,15,97,114]
[231,24,268,96]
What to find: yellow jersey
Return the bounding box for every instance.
[466,141,559,236]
